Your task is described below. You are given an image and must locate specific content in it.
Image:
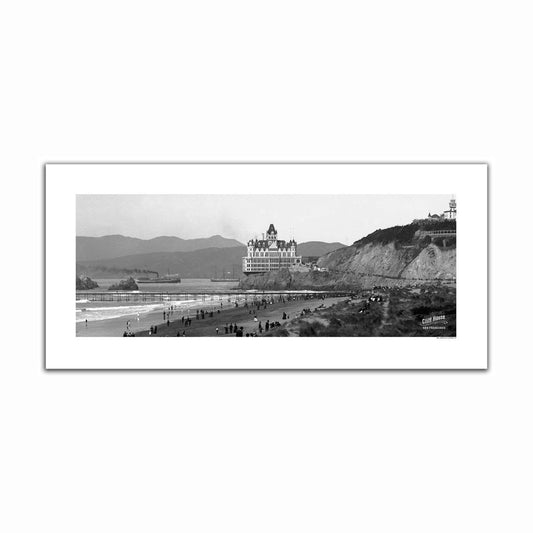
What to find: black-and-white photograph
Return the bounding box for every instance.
[76,194,457,338]
[46,162,486,370]
[6,2,530,531]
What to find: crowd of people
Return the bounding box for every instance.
[121,293,334,338]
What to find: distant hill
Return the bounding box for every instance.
[77,246,247,279]
[76,236,349,278]
[298,241,346,257]
[76,234,245,262]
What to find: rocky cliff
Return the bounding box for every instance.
[239,269,363,291]
[108,277,139,291]
[317,223,456,287]
[241,222,456,291]
[76,276,99,290]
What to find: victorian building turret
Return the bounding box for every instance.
[242,224,302,273]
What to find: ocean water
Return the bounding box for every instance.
[76,278,241,323]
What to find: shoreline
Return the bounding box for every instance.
[134,295,346,337]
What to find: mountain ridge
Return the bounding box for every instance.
[77,246,247,279]
[76,234,347,268]
[76,234,246,261]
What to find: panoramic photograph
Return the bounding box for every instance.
[75,194,457,338]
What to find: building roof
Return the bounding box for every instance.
[248,238,296,248]
[267,223,277,234]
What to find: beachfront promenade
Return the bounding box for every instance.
[76,290,356,303]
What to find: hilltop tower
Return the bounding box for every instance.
[266,223,278,243]
[444,197,457,219]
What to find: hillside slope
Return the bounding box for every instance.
[78,246,247,278]
[317,222,456,283]
[241,221,456,291]
[76,234,245,261]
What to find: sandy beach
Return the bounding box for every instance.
[128,295,346,337]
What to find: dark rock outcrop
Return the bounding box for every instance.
[108,277,139,291]
[76,276,99,290]
[239,269,361,291]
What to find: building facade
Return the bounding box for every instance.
[242,224,302,273]
[443,197,457,219]
[414,197,457,223]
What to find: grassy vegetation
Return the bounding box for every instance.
[266,298,384,337]
[356,224,419,246]
[381,285,456,337]
[266,284,456,337]
[355,220,456,247]
[419,219,456,231]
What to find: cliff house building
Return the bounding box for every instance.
[242,224,302,274]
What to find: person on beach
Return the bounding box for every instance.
[85,319,88,327]
[216,327,219,335]
[149,326,153,335]
[229,324,233,334]
[154,325,158,334]
[137,313,140,321]
[265,320,270,332]
[167,319,170,327]
[225,324,229,334]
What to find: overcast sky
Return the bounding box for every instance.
[77,194,453,245]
